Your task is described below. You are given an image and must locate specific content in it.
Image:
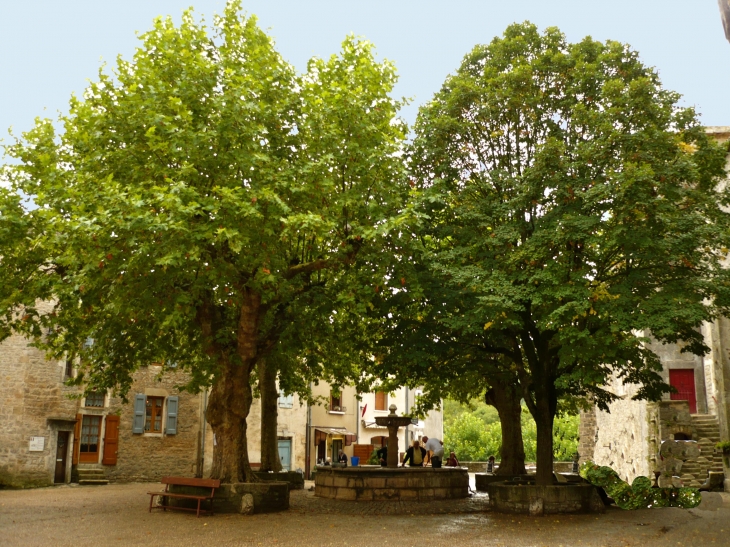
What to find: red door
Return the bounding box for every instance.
[670,369,697,413]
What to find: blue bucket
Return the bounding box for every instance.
[351,456,360,467]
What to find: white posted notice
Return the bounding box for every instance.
[29,436,45,452]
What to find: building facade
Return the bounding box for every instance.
[0,329,206,488]
[579,127,730,492]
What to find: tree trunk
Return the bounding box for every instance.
[485,382,526,476]
[533,398,556,486]
[205,289,261,483]
[258,357,282,473]
[207,358,256,482]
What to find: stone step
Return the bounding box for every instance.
[78,479,109,486]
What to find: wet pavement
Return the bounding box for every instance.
[2,481,729,546]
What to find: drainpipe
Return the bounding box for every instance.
[199,389,208,478]
[404,386,409,456]
[305,382,312,479]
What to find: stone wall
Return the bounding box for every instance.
[0,327,80,488]
[314,466,469,501]
[104,365,203,482]
[487,483,604,515]
[591,375,652,483]
[578,407,597,466]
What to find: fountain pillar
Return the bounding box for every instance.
[375,404,412,469]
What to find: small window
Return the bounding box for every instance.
[145,396,165,433]
[64,359,74,379]
[85,391,105,408]
[375,391,387,411]
[330,391,342,412]
[278,391,293,409]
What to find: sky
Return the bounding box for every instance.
[1,0,728,142]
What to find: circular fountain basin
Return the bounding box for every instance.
[314,466,469,501]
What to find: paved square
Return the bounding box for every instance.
[1,482,729,546]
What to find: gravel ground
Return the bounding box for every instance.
[2,482,729,547]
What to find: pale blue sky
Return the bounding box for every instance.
[1,1,728,140]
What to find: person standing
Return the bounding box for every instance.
[422,436,444,469]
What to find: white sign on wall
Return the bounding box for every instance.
[29,436,45,452]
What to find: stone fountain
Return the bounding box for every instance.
[314,403,469,501]
[374,404,414,468]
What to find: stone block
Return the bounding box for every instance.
[347,477,363,488]
[335,487,357,501]
[399,488,418,500]
[333,476,349,488]
[373,488,398,500]
[529,497,544,516]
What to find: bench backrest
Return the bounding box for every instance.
[161,476,221,488]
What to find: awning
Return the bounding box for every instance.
[313,427,357,447]
[314,427,356,436]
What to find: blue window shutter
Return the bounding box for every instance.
[132,394,145,434]
[166,396,179,435]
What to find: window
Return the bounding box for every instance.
[85,391,105,408]
[145,396,164,433]
[330,391,343,412]
[374,391,387,411]
[278,391,293,409]
[64,359,74,379]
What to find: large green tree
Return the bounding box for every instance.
[0,2,406,482]
[408,23,730,485]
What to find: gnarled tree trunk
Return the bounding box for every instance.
[207,358,256,482]
[485,381,526,476]
[258,357,282,472]
[204,289,262,483]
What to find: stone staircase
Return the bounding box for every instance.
[76,465,109,486]
[679,414,724,488]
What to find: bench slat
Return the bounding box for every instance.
[160,476,220,488]
[148,492,213,500]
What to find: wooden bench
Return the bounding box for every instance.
[148,477,220,518]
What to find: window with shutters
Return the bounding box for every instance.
[84,391,105,408]
[374,391,387,411]
[132,394,178,435]
[145,396,164,433]
[278,391,293,409]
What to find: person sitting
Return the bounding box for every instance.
[402,440,427,467]
[337,449,348,465]
[377,445,388,467]
[445,451,460,467]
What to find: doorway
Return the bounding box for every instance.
[54,431,69,483]
[278,439,292,471]
[332,439,343,461]
[670,369,697,414]
[79,415,102,463]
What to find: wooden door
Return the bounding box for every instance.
[102,415,119,465]
[79,415,102,463]
[670,369,697,413]
[54,431,69,483]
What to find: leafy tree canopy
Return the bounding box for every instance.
[0,1,407,481]
[371,22,730,485]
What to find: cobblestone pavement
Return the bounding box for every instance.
[2,482,730,547]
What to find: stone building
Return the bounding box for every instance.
[0,329,206,488]
[579,127,730,492]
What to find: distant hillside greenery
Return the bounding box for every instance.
[443,399,579,462]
